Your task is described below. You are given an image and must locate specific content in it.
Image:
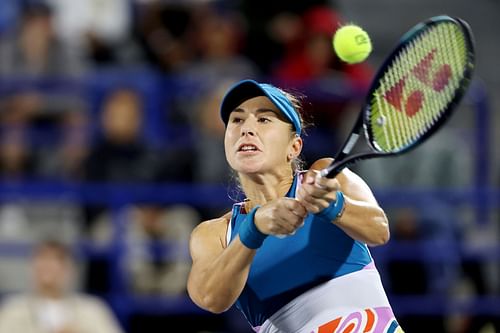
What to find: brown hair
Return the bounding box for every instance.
[279,88,311,173]
[33,239,73,261]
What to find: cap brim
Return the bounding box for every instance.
[220,79,266,125]
[219,79,302,136]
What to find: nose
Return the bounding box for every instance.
[240,119,256,137]
[241,128,255,137]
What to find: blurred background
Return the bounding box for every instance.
[0,0,498,332]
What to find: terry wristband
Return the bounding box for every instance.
[316,191,346,222]
[239,205,267,249]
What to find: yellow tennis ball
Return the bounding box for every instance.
[333,24,372,64]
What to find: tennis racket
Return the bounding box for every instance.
[319,15,475,179]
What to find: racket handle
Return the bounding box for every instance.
[318,164,342,179]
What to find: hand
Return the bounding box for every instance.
[253,198,307,236]
[296,169,341,214]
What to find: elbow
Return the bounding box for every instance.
[368,214,390,246]
[188,287,231,314]
[377,226,391,246]
[196,294,231,314]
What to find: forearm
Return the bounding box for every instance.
[334,195,389,246]
[188,238,255,313]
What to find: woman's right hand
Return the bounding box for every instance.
[253,198,307,236]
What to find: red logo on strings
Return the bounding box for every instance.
[383,49,452,117]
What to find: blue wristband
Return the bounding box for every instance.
[316,191,345,222]
[239,205,267,249]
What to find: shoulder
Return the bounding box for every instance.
[192,211,232,234]
[0,294,30,310]
[190,211,233,248]
[0,294,32,319]
[70,295,122,331]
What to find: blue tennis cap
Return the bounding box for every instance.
[220,79,302,136]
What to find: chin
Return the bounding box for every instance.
[234,161,266,175]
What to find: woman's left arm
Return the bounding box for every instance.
[297,158,390,246]
[333,167,390,246]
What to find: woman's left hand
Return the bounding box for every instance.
[296,169,341,214]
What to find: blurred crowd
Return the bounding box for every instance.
[0,1,496,333]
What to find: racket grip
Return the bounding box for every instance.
[318,165,341,179]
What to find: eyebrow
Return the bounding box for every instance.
[232,108,280,117]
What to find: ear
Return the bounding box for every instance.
[288,135,303,160]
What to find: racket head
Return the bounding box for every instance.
[363,15,475,155]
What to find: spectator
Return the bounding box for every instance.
[0,2,89,183]
[0,127,34,181]
[126,204,198,296]
[183,79,238,220]
[272,6,373,89]
[36,110,91,181]
[0,2,87,77]
[133,1,195,72]
[237,0,331,73]
[82,86,195,294]
[183,5,260,83]
[83,87,160,187]
[47,0,138,66]
[163,6,261,146]
[191,80,233,185]
[0,240,123,333]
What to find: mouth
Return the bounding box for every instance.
[237,143,261,153]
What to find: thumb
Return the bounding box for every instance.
[302,169,317,185]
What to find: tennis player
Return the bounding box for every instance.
[187,79,403,333]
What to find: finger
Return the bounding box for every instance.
[290,214,306,231]
[299,197,326,214]
[303,169,318,186]
[324,191,339,202]
[289,200,307,219]
[300,182,329,199]
[299,190,329,208]
[282,198,306,215]
[299,200,317,213]
[276,202,307,226]
[269,220,293,235]
[308,170,330,190]
[298,191,331,211]
[314,171,327,189]
[280,220,299,234]
[315,176,341,192]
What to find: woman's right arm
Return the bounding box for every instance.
[187,199,307,313]
[187,213,256,314]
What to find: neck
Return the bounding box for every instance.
[238,167,295,210]
[36,287,65,300]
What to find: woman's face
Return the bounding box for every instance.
[224,96,302,175]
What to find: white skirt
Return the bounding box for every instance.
[255,267,402,333]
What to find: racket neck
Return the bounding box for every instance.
[335,112,364,160]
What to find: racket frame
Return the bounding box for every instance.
[320,15,476,178]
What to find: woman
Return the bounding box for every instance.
[0,240,123,333]
[187,79,403,333]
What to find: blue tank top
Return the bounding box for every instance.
[228,174,373,327]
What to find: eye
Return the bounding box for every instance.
[258,117,271,123]
[231,116,243,123]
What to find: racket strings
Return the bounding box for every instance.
[370,22,468,153]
